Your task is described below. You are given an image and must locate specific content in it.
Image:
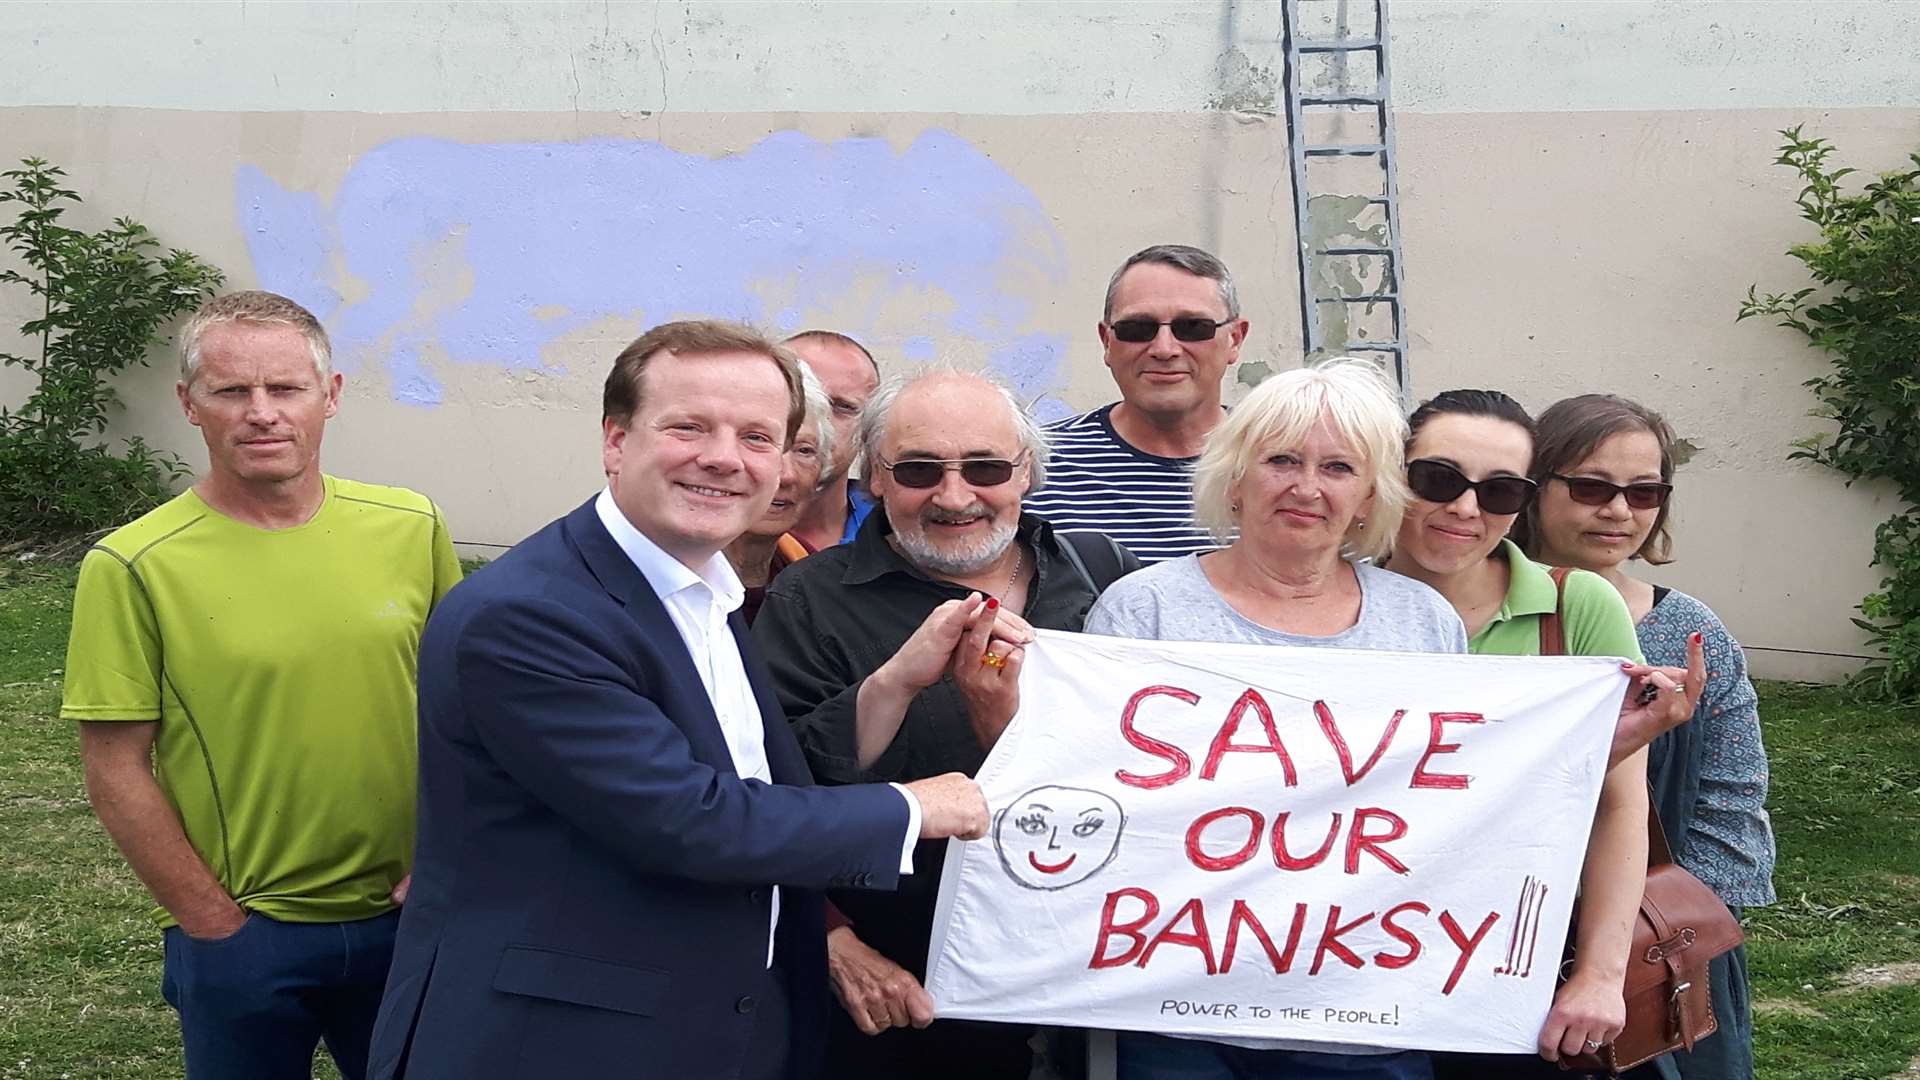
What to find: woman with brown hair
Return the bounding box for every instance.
[1519,394,1776,1080]
[1383,389,1703,1078]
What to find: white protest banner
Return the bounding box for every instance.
[925,629,1628,1053]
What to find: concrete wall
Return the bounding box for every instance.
[4,1,1916,680]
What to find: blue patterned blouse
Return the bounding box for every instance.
[1639,588,1777,907]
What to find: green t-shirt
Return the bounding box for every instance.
[1468,539,1643,662]
[62,476,462,925]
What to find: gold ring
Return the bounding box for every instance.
[980,652,1007,669]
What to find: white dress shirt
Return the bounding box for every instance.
[594,490,919,965]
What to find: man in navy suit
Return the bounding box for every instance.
[368,321,990,1079]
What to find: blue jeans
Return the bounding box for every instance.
[161,910,399,1080]
[1117,1032,1434,1080]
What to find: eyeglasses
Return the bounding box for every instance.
[1406,459,1537,515]
[879,454,1026,489]
[1106,317,1232,343]
[1550,474,1674,510]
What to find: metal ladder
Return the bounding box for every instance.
[1281,0,1409,401]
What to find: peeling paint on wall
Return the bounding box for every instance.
[237,130,1069,407]
[1302,192,1395,354]
[1208,47,1279,115]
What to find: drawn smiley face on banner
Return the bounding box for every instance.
[993,785,1127,891]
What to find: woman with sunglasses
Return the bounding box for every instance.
[1518,395,1775,1080]
[1382,389,1703,1079]
[1087,359,1465,1080]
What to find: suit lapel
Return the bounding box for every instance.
[562,499,738,773]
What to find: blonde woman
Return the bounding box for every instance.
[1086,358,1462,1080]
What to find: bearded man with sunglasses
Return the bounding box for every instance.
[754,369,1141,1080]
[1025,243,1250,563]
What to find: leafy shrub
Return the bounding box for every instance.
[1741,127,1920,700]
[0,158,223,547]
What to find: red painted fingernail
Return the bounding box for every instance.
[1691,632,1702,644]
[986,597,999,610]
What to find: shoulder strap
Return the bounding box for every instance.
[1542,566,1678,868]
[1537,565,1573,656]
[1058,530,1128,594]
[1647,802,1676,867]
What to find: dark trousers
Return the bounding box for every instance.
[1432,1050,1593,1080]
[1117,1032,1433,1080]
[823,1003,1032,1080]
[161,910,399,1080]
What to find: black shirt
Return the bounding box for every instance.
[753,510,1134,975]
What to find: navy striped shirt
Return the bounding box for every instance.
[1025,404,1218,564]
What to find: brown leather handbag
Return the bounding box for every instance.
[1539,567,1746,1074]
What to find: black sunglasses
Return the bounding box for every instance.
[1106,317,1231,344]
[1406,459,1537,515]
[879,455,1025,490]
[1550,474,1673,511]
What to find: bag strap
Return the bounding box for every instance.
[1058,530,1129,594]
[1537,565,1675,870]
[1537,565,1573,657]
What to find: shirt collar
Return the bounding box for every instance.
[1493,537,1561,621]
[594,488,745,612]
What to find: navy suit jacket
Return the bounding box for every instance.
[368,499,910,1079]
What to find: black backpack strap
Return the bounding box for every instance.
[1057,530,1140,594]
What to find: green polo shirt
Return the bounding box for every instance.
[61,476,462,926]
[1469,539,1644,661]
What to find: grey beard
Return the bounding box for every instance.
[893,515,1018,576]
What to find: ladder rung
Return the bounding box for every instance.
[1317,294,1400,304]
[1305,144,1387,156]
[1338,343,1405,352]
[1322,246,1394,256]
[1298,39,1381,53]
[1301,95,1382,107]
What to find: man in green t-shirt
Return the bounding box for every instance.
[61,292,461,1080]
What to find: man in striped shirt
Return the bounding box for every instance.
[1025,244,1249,562]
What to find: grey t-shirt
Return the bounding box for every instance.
[1083,553,1466,1055]
[1086,552,1468,655]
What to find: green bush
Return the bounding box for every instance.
[1741,127,1920,701]
[0,157,223,548]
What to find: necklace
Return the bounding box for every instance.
[1000,542,1025,604]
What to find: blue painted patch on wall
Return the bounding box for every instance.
[237,130,1070,409]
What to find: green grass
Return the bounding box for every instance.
[0,562,1915,1077]
[1743,683,1920,1079]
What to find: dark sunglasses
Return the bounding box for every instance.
[1106,317,1231,343]
[1551,474,1673,510]
[1406,458,1537,515]
[879,454,1025,489]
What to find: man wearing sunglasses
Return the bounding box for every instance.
[754,369,1142,1080]
[1025,243,1249,563]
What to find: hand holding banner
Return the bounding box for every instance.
[925,629,1627,1053]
